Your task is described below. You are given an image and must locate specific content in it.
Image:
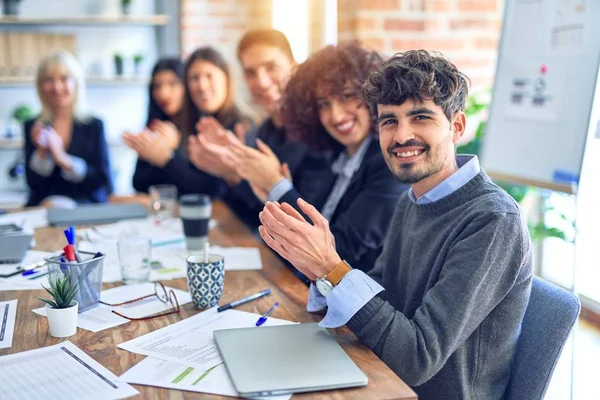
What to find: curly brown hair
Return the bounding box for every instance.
[282,41,382,151]
[362,50,470,121]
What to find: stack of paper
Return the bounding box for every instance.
[0,341,138,399]
[32,282,192,332]
[118,308,294,399]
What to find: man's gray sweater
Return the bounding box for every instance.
[347,171,533,400]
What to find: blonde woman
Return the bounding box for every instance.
[24,51,112,207]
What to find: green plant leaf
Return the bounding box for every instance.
[36,297,58,309]
[41,274,78,309]
[529,222,572,243]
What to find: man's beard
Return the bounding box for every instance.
[385,140,450,184]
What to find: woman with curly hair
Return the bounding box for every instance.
[231,42,409,277]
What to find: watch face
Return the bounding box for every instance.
[316,278,333,297]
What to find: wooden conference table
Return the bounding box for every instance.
[0,201,416,400]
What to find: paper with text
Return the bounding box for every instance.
[0,341,138,399]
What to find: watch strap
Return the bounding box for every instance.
[326,260,352,286]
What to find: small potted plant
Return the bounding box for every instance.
[121,0,132,16]
[3,0,23,16]
[114,53,124,77]
[133,53,144,75]
[37,274,79,338]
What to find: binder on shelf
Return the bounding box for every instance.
[0,34,8,77]
[6,32,22,77]
[21,32,37,77]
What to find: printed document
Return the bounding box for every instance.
[120,358,291,399]
[0,341,138,399]
[118,308,293,371]
[0,299,17,349]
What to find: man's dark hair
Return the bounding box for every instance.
[237,29,295,63]
[362,50,470,121]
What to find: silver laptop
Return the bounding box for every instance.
[0,232,31,264]
[214,323,368,397]
[47,203,147,226]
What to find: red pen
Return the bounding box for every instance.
[64,245,77,262]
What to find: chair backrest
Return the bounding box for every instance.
[505,277,580,400]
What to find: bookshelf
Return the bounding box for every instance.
[0,0,181,195]
[0,76,151,87]
[0,15,170,26]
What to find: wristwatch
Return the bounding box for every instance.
[315,260,353,297]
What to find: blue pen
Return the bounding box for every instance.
[217,289,272,312]
[21,261,46,276]
[256,302,279,327]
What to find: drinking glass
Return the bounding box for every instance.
[118,237,151,284]
[149,184,178,223]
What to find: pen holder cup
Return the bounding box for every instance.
[45,251,105,313]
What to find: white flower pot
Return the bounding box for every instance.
[46,301,78,338]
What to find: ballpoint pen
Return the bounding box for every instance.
[20,260,47,276]
[256,302,279,327]
[217,289,272,312]
[29,271,50,280]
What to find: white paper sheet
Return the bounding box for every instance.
[79,217,216,248]
[32,303,128,333]
[151,244,264,275]
[0,299,17,349]
[118,308,293,371]
[32,283,193,332]
[120,358,291,400]
[78,240,263,283]
[0,250,54,291]
[0,341,138,399]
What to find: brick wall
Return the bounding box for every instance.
[180,0,273,115]
[338,0,505,90]
[180,0,503,92]
[181,0,272,58]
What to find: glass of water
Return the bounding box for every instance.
[149,184,178,223]
[118,237,151,284]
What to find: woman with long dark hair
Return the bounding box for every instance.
[125,50,251,196]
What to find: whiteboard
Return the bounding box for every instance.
[481,0,600,193]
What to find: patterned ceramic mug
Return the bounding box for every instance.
[186,254,225,308]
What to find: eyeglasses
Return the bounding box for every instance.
[99,282,180,320]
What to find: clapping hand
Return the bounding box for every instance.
[229,139,284,192]
[258,199,341,281]
[148,119,181,150]
[123,129,173,167]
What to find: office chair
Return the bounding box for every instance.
[505,276,580,400]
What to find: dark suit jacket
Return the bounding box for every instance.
[24,117,113,207]
[224,117,310,229]
[280,138,410,273]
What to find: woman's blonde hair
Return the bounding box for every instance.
[36,51,90,122]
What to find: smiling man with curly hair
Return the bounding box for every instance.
[258,50,533,399]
